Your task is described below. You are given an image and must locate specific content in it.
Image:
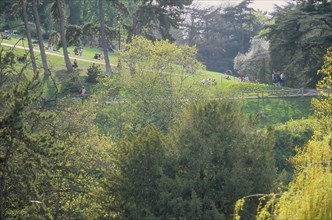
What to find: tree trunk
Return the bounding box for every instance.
[99,0,111,75]
[56,0,73,72]
[22,0,38,75]
[32,0,50,76]
[82,0,87,25]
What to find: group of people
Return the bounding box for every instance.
[272,71,284,86]
[93,53,104,60]
[74,47,83,56]
[238,72,249,82]
[200,78,217,85]
[17,54,27,63]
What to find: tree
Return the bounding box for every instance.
[96,36,205,139]
[44,99,113,219]
[31,0,50,76]
[181,0,264,73]
[168,100,276,219]
[99,0,111,75]
[66,0,82,25]
[51,0,73,72]
[312,47,332,127]
[22,0,38,74]
[99,126,167,219]
[265,1,332,87]
[0,51,54,219]
[124,0,194,43]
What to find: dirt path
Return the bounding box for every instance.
[0,42,117,66]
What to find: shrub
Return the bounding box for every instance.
[273,118,319,182]
[86,63,102,84]
[61,72,82,94]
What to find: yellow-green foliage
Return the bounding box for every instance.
[256,47,332,220]
[49,99,113,218]
[119,36,205,78]
[312,47,332,128]
[273,134,332,220]
[97,37,208,138]
[235,47,332,220]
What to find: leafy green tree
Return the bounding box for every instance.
[273,118,319,184]
[0,47,113,219]
[312,47,332,128]
[96,36,205,139]
[44,99,113,219]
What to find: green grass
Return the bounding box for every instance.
[243,96,313,126]
[2,36,118,68]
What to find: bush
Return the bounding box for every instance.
[273,118,319,182]
[61,73,82,94]
[86,63,102,84]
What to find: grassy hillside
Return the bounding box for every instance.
[1,36,314,126]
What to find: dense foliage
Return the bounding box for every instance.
[1,0,331,219]
[96,36,205,138]
[100,100,276,219]
[181,0,264,73]
[0,47,113,219]
[235,46,332,220]
[266,0,332,87]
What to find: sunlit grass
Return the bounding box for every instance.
[243,96,313,126]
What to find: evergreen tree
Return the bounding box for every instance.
[181,0,264,72]
[167,100,276,219]
[100,126,167,219]
[0,54,54,219]
[266,1,332,87]
[125,0,194,42]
